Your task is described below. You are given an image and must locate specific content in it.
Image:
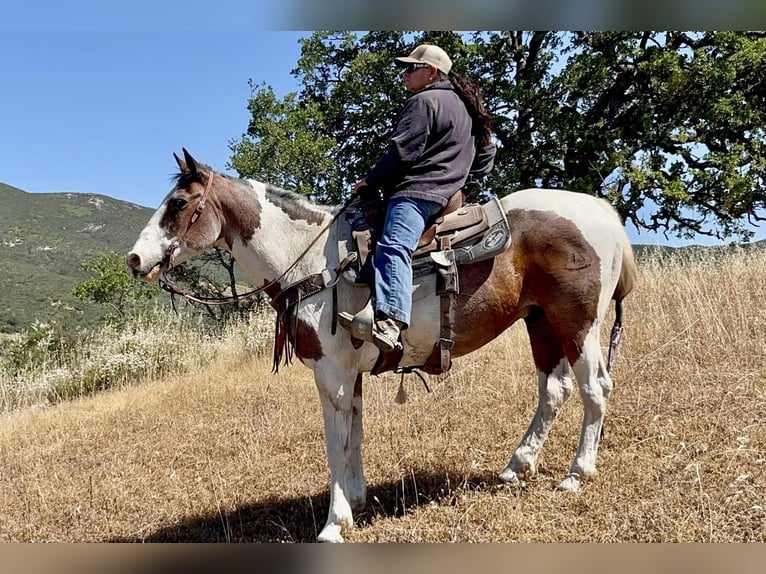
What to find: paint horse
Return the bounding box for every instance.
[127,149,637,542]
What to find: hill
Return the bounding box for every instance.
[0,182,154,332]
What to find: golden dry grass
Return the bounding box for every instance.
[0,247,764,542]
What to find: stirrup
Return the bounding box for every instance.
[338,301,374,343]
[372,318,402,353]
[338,302,403,351]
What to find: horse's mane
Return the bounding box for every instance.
[263,183,337,213]
[172,167,340,220]
[263,183,342,228]
[172,167,242,190]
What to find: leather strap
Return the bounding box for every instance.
[423,236,458,375]
[271,272,330,372]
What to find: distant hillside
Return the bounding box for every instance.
[0,182,155,332]
[632,239,766,262]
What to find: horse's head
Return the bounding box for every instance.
[127,148,223,282]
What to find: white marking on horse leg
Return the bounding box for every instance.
[316,390,354,543]
[559,325,613,492]
[499,357,573,484]
[314,364,363,543]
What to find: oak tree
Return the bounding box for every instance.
[230,31,766,240]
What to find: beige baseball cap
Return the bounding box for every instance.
[394,44,452,75]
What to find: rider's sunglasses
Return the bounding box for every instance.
[401,63,430,73]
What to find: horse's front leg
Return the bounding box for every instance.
[314,363,365,543]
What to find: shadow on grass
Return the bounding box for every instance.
[108,469,501,542]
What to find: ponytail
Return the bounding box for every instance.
[447,70,493,147]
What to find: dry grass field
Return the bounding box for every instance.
[0,247,764,542]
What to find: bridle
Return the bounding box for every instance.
[157,169,355,308]
[160,167,215,271]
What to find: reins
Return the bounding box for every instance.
[158,170,355,308]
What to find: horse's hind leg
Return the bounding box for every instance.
[499,312,574,484]
[558,323,613,492]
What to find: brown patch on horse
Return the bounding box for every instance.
[160,176,217,247]
[448,258,516,353]
[290,317,324,362]
[261,278,282,300]
[524,309,568,375]
[164,169,262,250]
[160,197,184,236]
[448,208,601,368]
[217,178,262,247]
[265,184,326,226]
[161,184,198,236]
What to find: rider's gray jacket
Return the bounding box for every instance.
[364,81,496,207]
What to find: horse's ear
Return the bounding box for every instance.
[182,148,199,178]
[173,152,187,172]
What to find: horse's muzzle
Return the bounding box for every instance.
[126,253,163,283]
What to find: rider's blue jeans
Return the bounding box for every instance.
[374,196,443,328]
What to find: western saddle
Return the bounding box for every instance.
[336,188,511,375]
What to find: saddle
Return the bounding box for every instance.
[336,189,511,376]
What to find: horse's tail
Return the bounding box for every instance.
[595,198,638,371]
[593,198,637,302]
[614,230,637,303]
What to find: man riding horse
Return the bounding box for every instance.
[353,44,496,353]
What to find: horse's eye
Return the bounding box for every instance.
[168,197,188,212]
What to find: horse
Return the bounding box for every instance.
[127,149,637,542]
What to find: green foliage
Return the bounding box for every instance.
[230,31,766,241]
[230,31,414,203]
[0,183,156,332]
[72,252,160,324]
[230,84,339,201]
[164,248,266,323]
[566,31,766,240]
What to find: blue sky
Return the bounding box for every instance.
[3,3,765,247]
[1,30,305,208]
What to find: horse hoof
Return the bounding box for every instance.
[498,467,521,484]
[317,524,345,543]
[557,474,581,492]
